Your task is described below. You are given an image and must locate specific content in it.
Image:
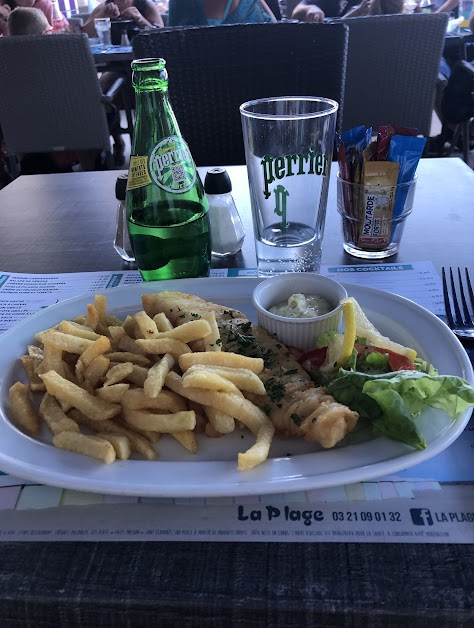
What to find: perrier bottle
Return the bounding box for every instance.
[126,58,211,281]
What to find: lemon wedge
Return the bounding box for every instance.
[348,297,417,362]
[336,298,357,367]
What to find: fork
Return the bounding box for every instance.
[442,267,474,340]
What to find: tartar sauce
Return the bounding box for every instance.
[269,293,332,318]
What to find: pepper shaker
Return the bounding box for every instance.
[114,174,135,262]
[204,167,245,257]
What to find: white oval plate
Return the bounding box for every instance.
[0,278,472,497]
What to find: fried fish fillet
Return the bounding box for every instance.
[142,291,358,448]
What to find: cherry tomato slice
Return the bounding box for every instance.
[355,344,416,371]
[298,347,328,371]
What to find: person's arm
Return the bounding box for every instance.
[291,0,325,22]
[435,0,458,13]
[0,3,11,21]
[0,4,9,37]
[469,6,474,32]
[258,0,277,21]
[263,0,281,19]
[144,0,164,26]
[343,0,370,18]
[81,2,120,37]
[120,0,163,28]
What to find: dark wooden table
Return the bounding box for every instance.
[0,158,473,627]
[444,27,474,65]
[1,157,472,276]
[91,43,134,65]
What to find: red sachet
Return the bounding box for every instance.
[377,125,418,161]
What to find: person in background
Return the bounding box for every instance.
[0,0,69,30]
[82,0,163,165]
[264,0,281,19]
[81,0,164,36]
[345,0,406,17]
[291,0,363,21]
[168,0,277,26]
[435,0,458,14]
[6,4,49,33]
[1,3,125,171]
[291,0,405,20]
[0,2,11,34]
[425,3,474,154]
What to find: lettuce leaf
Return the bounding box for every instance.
[328,370,474,450]
[364,371,474,418]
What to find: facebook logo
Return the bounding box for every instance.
[410,508,434,526]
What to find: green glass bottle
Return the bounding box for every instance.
[126,58,211,281]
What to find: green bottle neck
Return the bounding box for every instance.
[131,59,182,153]
[132,58,168,93]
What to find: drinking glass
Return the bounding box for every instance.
[94,17,111,49]
[240,97,338,276]
[336,173,417,259]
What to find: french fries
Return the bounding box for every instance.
[135,337,192,358]
[165,372,268,435]
[201,312,221,352]
[96,383,129,403]
[19,355,45,392]
[133,311,160,339]
[39,393,80,435]
[53,431,116,464]
[183,364,266,396]
[104,362,134,386]
[238,423,275,471]
[69,409,157,460]
[122,387,187,412]
[179,351,264,374]
[97,433,131,460]
[40,370,122,421]
[9,382,40,437]
[123,409,196,433]
[144,353,175,398]
[182,370,243,395]
[204,406,235,434]
[8,293,276,471]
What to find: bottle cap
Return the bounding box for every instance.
[115,174,128,201]
[204,167,232,194]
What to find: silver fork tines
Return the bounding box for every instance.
[442,267,474,339]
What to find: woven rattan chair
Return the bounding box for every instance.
[132,22,348,165]
[332,13,449,136]
[0,33,113,178]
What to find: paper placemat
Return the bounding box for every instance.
[0,261,445,336]
[0,484,471,544]
[0,262,472,543]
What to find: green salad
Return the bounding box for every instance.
[297,298,474,450]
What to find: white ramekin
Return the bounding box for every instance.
[252,273,347,351]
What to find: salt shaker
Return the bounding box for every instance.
[204,167,245,256]
[114,174,135,262]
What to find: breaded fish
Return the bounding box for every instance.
[142,291,358,449]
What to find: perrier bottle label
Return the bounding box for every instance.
[127,135,196,193]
